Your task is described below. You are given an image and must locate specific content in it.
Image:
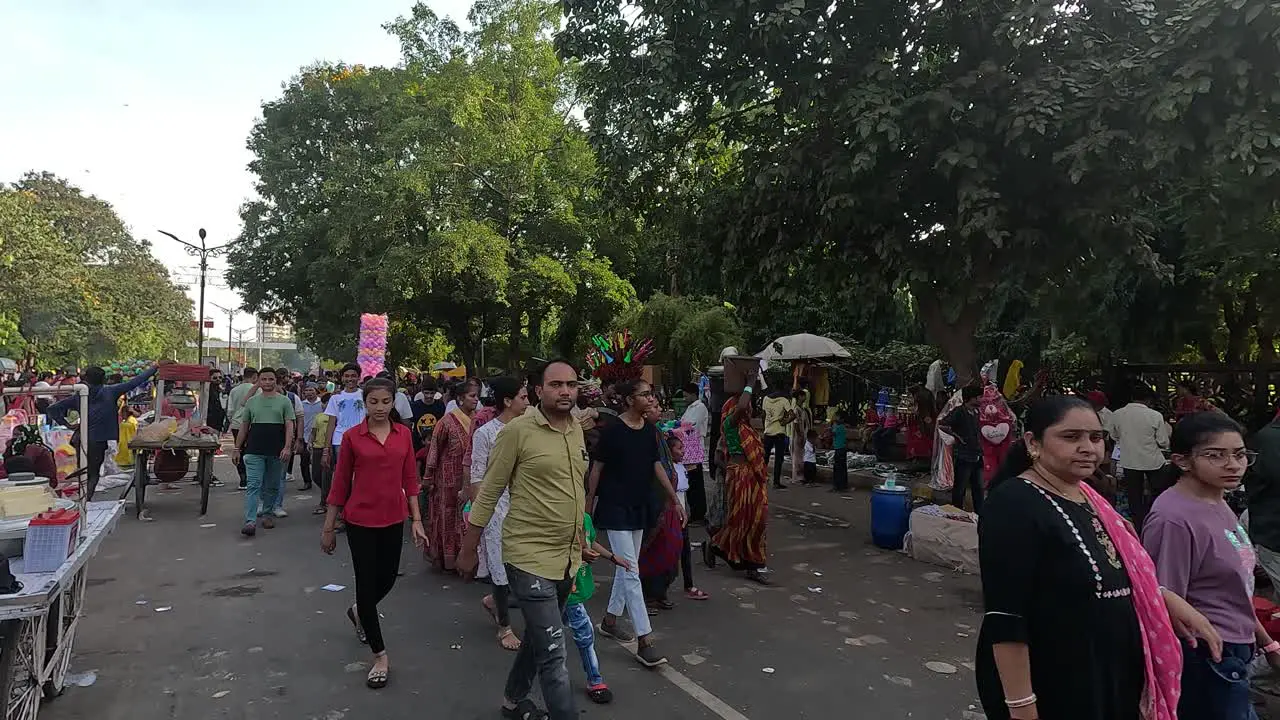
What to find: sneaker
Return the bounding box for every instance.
[237,482,247,492]
[241,523,256,537]
[261,516,276,530]
[635,644,667,668]
[272,508,288,518]
[596,621,634,642]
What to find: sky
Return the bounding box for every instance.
[0,0,468,349]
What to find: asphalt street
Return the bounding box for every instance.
[42,455,988,720]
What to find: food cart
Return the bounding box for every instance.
[126,365,220,519]
[0,386,125,720]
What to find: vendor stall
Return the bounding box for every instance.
[126,365,220,519]
[0,386,124,719]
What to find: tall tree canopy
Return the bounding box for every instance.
[560,0,1280,379]
[0,173,193,367]
[227,0,637,371]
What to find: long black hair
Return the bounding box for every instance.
[990,395,1095,490]
[1169,410,1244,474]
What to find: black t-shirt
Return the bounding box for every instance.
[945,405,983,462]
[591,418,661,531]
[412,400,446,449]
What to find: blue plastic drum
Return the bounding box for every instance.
[870,484,912,550]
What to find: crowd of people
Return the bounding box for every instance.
[21,353,1280,719]
[197,358,770,720]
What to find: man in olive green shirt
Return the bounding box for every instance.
[460,360,586,720]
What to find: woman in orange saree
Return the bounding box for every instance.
[710,389,770,584]
[423,379,477,573]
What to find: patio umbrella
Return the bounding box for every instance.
[431,361,458,372]
[756,333,851,361]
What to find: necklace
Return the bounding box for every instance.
[1029,467,1089,507]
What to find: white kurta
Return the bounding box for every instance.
[469,417,511,585]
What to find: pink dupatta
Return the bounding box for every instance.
[1080,483,1181,719]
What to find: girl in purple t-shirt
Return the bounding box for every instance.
[1144,411,1279,719]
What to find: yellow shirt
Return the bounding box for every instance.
[762,396,793,436]
[469,408,588,581]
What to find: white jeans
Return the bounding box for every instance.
[605,529,651,637]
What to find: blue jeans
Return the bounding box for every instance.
[563,602,603,686]
[1179,641,1258,720]
[243,454,283,525]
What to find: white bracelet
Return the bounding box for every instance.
[1005,694,1036,708]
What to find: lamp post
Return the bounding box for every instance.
[210,302,238,372]
[157,228,239,365]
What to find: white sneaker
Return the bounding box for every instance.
[272,508,288,518]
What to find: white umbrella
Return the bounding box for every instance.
[756,333,851,361]
[431,361,458,371]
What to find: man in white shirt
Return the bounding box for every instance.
[679,383,710,522]
[1110,389,1170,528]
[321,363,366,472]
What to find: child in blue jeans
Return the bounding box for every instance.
[565,512,631,704]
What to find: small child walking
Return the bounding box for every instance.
[802,429,818,485]
[565,511,632,704]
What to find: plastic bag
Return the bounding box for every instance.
[135,417,178,443]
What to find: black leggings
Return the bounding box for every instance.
[346,522,404,654]
[492,583,512,627]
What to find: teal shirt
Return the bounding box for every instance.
[833,423,847,450]
[566,513,596,606]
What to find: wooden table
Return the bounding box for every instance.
[125,438,220,518]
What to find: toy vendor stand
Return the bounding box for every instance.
[126,364,220,519]
[0,385,125,719]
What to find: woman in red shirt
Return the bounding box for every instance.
[322,377,427,690]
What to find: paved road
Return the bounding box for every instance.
[43,457,988,720]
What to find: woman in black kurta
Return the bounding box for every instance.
[977,395,1214,720]
[977,477,1145,719]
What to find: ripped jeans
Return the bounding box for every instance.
[504,564,575,719]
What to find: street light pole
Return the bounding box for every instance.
[158,228,239,366]
[210,302,237,372]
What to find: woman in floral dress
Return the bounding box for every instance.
[423,379,478,572]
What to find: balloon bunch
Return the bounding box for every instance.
[585,330,653,383]
[357,313,389,379]
[105,359,150,379]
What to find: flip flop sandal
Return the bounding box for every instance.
[366,667,388,689]
[501,699,549,720]
[644,605,659,616]
[498,627,522,651]
[685,588,710,600]
[346,606,368,644]
[652,599,675,610]
[313,506,327,515]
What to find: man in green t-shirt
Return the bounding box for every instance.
[230,367,295,537]
[562,513,631,705]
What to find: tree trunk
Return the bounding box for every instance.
[912,281,982,385]
[507,308,523,371]
[528,313,544,357]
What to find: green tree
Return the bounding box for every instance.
[0,175,193,368]
[559,0,1280,381]
[229,1,634,372]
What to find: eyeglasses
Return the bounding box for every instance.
[1194,449,1258,467]
[632,390,654,399]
